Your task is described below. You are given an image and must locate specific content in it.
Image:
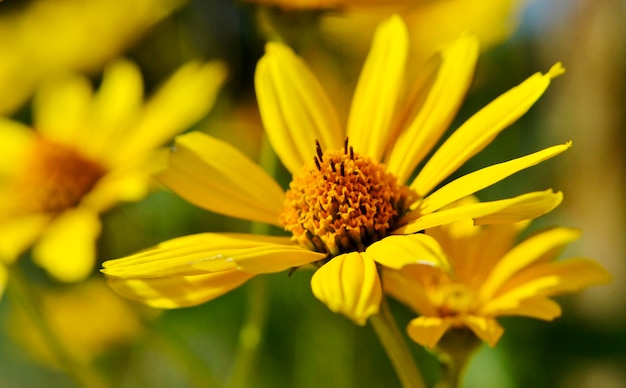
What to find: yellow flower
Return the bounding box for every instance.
[383,202,612,348]
[103,15,567,325]
[0,0,184,115]
[0,59,227,284]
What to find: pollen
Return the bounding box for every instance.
[280,140,412,256]
[15,137,106,213]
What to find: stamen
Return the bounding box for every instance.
[315,140,324,161]
[280,142,411,256]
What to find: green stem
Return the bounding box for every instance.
[6,265,109,388]
[370,297,426,388]
[433,329,482,388]
[227,134,276,388]
[226,277,268,388]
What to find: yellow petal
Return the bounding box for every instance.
[461,315,504,347]
[81,152,159,213]
[473,190,563,225]
[365,234,450,271]
[381,267,439,316]
[0,263,6,300]
[255,43,343,174]
[112,61,228,165]
[481,276,560,316]
[84,60,144,163]
[105,270,255,309]
[311,252,382,325]
[419,143,571,214]
[487,297,562,320]
[157,131,285,226]
[406,316,452,348]
[32,208,101,282]
[396,190,563,234]
[0,213,51,263]
[486,258,612,314]
[479,227,581,302]
[102,233,310,278]
[0,119,34,176]
[413,63,565,196]
[386,34,479,184]
[33,72,93,147]
[347,14,408,161]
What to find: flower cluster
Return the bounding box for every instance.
[0,4,613,386]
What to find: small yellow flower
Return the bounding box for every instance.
[383,201,612,348]
[0,59,227,284]
[103,15,567,325]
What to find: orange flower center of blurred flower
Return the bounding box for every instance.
[16,137,106,213]
[280,140,411,257]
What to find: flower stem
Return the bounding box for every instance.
[227,133,275,388]
[227,277,268,388]
[433,329,482,388]
[370,297,426,388]
[6,265,109,388]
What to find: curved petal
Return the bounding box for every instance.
[157,131,285,226]
[347,14,408,161]
[84,60,144,163]
[413,63,566,196]
[366,234,450,271]
[311,252,381,325]
[419,143,571,214]
[461,315,504,347]
[105,270,255,309]
[406,316,452,348]
[255,43,343,174]
[33,72,93,147]
[112,61,228,165]
[0,119,34,176]
[386,34,479,184]
[396,190,563,234]
[0,213,51,263]
[479,227,581,302]
[32,207,101,282]
[102,233,321,278]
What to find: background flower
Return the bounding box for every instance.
[383,202,611,348]
[0,59,226,283]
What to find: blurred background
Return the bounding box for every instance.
[0,0,624,386]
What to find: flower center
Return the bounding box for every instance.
[15,137,106,213]
[280,140,411,257]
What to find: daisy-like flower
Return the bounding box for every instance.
[103,15,568,325]
[0,59,227,284]
[382,204,612,347]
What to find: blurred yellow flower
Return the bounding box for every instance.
[383,202,612,348]
[0,0,183,115]
[103,15,567,325]
[320,0,525,67]
[9,277,146,366]
[0,59,226,284]
[243,0,413,9]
